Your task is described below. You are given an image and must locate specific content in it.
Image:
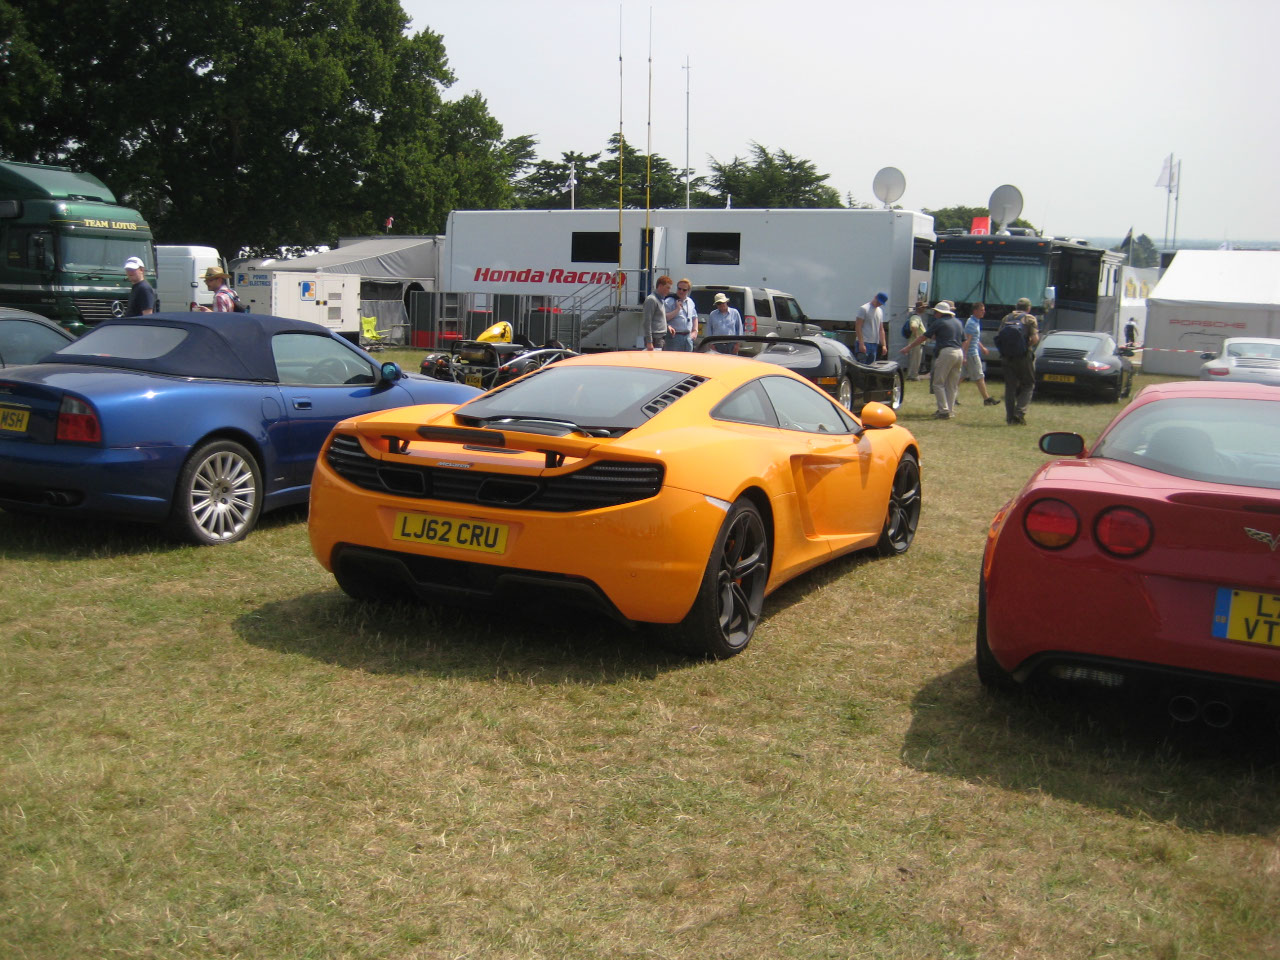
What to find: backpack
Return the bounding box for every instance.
[900,317,911,339]
[994,316,1029,359]
[225,287,248,313]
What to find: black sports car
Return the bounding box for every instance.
[1034,330,1135,401]
[697,335,905,411]
[421,336,578,390]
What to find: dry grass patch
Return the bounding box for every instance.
[3,371,1279,959]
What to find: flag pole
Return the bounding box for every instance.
[1171,160,1182,252]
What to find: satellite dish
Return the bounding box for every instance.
[988,184,1024,233]
[872,167,906,208]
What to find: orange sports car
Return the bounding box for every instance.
[308,350,921,657]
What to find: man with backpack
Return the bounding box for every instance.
[995,297,1040,425]
[195,266,244,313]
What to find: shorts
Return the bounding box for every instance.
[962,352,984,380]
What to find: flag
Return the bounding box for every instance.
[561,162,578,194]
[1118,227,1133,252]
[1155,154,1176,189]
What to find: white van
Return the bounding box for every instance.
[690,285,822,338]
[156,245,225,312]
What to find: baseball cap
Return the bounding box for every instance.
[875,292,888,304]
[123,257,145,271]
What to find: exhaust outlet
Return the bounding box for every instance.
[1168,695,1199,723]
[1201,700,1234,729]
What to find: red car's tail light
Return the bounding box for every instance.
[1094,506,1153,557]
[1023,498,1079,548]
[56,396,102,443]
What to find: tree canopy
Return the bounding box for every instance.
[1114,232,1160,268]
[0,0,527,256]
[706,144,842,209]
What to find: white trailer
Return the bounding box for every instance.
[156,244,224,312]
[234,269,363,342]
[1142,250,1280,375]
[439,208,935,349]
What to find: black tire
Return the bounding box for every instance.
[669,498,770,659]
[1120,371,1133,399]
[167,440,263,545]
[975,575,1017,692]
[875,452,921,556]
[837,376,854,410]
[888,370,905,411]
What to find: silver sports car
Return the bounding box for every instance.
[1200,338,1280,386]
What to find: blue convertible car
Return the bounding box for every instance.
[0,312,478,544]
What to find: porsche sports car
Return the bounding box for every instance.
[0,312,477,544]
[310,350,922,658]
[0,307,75,367]
[697,335,905,411]
[977,381,1280,724]
[420,320,578,390]
[1199,337,1280,386]
[1033,330,1135,401]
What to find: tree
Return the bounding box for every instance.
[0,1,526,256]
[511,135,713,210]
[706,144,841,208]
[924,205,1038,234]
[1113,232,1160,268]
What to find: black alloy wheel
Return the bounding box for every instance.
[875,452,921,556]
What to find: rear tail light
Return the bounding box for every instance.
[1087,360,1113,372]
[56,396,102,443]
[1206,366,1230,376]
[1024,498,1079,548]
[1094,506,1153,557]
[744,316,757,333]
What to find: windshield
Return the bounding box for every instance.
[458,364,696,430]
[1092,397,1280,489]
[60,235,153,273]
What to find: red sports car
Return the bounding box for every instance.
[977,381,1280,726]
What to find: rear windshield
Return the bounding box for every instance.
[1226,341,1280,360]
[55,324,188,360]
[1092,397,1280,489]
[1039,334,1104,353]
[457,364,696,430]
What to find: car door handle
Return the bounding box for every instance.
[293,398,312,410]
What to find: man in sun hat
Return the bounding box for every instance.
[702,291,744,352]
[901,300,965,418]
[194,265,240,313]
[123,256,156,317]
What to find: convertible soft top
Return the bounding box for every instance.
[42,312,341,381]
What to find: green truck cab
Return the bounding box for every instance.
[0,160,155,334]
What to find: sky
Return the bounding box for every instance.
[401,0,1279,245]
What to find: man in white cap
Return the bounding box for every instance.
[702,292,744,352]
[900,300,965,418]
[123,256,156,316]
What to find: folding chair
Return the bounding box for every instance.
[360,316,387,351]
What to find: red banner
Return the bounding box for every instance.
[970,216,991,235]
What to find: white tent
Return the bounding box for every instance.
[1143,250,1280,375]
[262,235,441,282]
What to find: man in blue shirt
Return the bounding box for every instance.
[702,293,744,352]
[123,256,156,316]
[961,302,999,406]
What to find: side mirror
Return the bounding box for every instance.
[379,361,402,383]
[859,401,897,429]
[1039,431,1085,457]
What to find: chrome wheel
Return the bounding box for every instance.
[169,440,262,545]
[889,371,905,410]
[837,376,853,409]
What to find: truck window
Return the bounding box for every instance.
[686,232,741,266]
[570,232,618,264]
[754,296,772,318]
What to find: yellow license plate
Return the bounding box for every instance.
[1043,374,1076,383]
[1213,588,1280,647]
[0,405,30,433]
[465,372,484,388]
[392,511,508,555]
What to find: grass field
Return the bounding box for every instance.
[3,363,1278,959]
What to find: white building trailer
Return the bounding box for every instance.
[438,208,935,350]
